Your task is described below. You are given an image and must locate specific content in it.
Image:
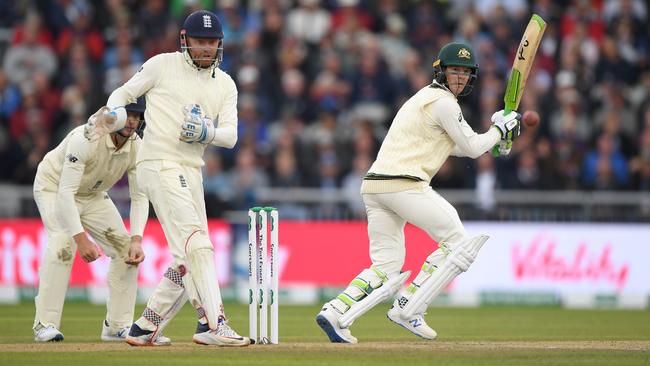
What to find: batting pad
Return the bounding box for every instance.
[339,271,411,328]
[401,235,488,319]
[135,266,188,336]
[187,248,224,330]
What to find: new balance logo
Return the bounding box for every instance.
[409,318,422,327]
[66,154,78,163]
[203,15,212,28]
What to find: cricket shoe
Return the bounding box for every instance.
[315,302,358,344]
[101,320,130,341]
[192,317,251,347]
[125,323,172,346]
[34,324,64,342]
[386,298,437,340]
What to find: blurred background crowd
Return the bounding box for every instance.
[0,0,649,220]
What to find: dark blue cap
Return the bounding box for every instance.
[124,97,145,114]
[182,10,223,39]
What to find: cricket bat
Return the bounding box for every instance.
[492,14,546,156]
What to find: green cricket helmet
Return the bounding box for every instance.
[432,42,479,97]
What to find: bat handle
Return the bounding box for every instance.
[491,107,515,157]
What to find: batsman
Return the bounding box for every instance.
[316,42,522,343]
[85,10,249,347]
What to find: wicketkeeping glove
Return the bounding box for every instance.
[179,104,216,144]
[84,106,121,142]
[491,110,521,141]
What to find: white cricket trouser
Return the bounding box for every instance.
[136,160,208,265]
[33,189,138,332]
[135,160,224,331]
[362,186,468,276]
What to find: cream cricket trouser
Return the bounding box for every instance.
[135,160,224,332]
[362,186,468,276]
[136,160,209,261]
[33,189,138,332]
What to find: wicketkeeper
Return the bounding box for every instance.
[85,10,250,347]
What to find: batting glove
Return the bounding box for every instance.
[491,110,521,141]
[491,139,512,157]
[179,104,216,144]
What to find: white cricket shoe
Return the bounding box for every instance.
[192,317,251,347]
[101,320,130,341]
[386,298,437,340]
[34,324,64,342]
[315,302,358,344]
[125,323,172,346]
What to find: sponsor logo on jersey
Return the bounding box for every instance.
[92,180,103,190]
[179,175,188,188]
[66,154,78,163]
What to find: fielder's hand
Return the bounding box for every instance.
[491,110,521,141]
[75,234,101,263]
[179,104,216,144]
[84,106,120,142]
[125,236,145,265]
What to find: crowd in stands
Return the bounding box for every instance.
[0,0,649,218]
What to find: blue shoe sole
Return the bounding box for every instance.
[316,314,350,343]
[50,334,64,342]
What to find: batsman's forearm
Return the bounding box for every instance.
[453,128,501,158]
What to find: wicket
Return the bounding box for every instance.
[248,207,279,344]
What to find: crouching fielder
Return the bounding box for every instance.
[86,10,250,347]
[316,42,522,343]
[32,98,160,343]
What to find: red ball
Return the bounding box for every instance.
[523,110,540,127]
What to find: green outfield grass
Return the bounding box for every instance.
[1,303,649,366]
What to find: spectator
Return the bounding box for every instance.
[203,149,233,218]
[229,147,269,210]
[3,14,57,86]
[0,69,21,119]
[286,0,331,46]
[582,133,629,189]
[341,153,371,218]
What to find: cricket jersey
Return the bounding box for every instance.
[34,125,148,237]
[107,52,238,168]
[362,83,500,194]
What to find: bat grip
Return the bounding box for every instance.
[491,106,515,157]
